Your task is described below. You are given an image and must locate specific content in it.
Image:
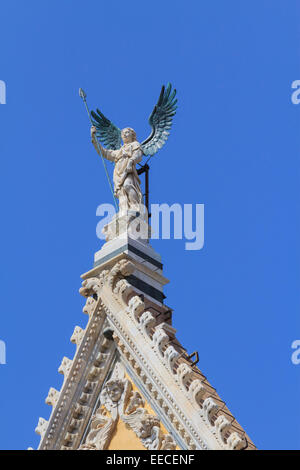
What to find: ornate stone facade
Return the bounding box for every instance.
[34,234,256,450]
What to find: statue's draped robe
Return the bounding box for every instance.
[101,141,143,214]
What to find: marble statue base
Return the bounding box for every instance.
[102,210,151,243]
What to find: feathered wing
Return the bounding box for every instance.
[121,408,148,435]
[91,108,122,150]
[141,83,177,157]
[80,411,115,450]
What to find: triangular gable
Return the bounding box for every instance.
[35,253,255,450]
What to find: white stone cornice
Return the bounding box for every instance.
[36,303,116,450]
[94,266,250,450]
[35,249,254,451]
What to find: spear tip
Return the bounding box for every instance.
[79,88,87,100]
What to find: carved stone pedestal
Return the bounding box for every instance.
[90,233,168,306]
[103,210,151,243]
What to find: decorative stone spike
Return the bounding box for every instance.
[58,356,72,377]
[70,326,84,348]
[202,397,219,425]
[227,432,246,450]
[35,417,48,438]
[128,296,145,321]
[214,414,231,443]
[82,296,97,318]
[45,387,60,408]
[176,362,193,390]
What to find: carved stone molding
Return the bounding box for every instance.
[35,255,254,451]
[35,305,116,450]
[96,276,250,450]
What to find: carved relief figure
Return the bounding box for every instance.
[79,361,176,450]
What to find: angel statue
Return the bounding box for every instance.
[90,83,177,216]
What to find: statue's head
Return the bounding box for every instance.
[121,127,136,144]
[105,379,124,403]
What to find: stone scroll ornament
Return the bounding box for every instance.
[89,83,177,216]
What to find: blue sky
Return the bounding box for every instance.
[0,0,299,450]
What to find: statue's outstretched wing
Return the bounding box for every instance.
[91,109,122,150]
[141,83,177,157]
